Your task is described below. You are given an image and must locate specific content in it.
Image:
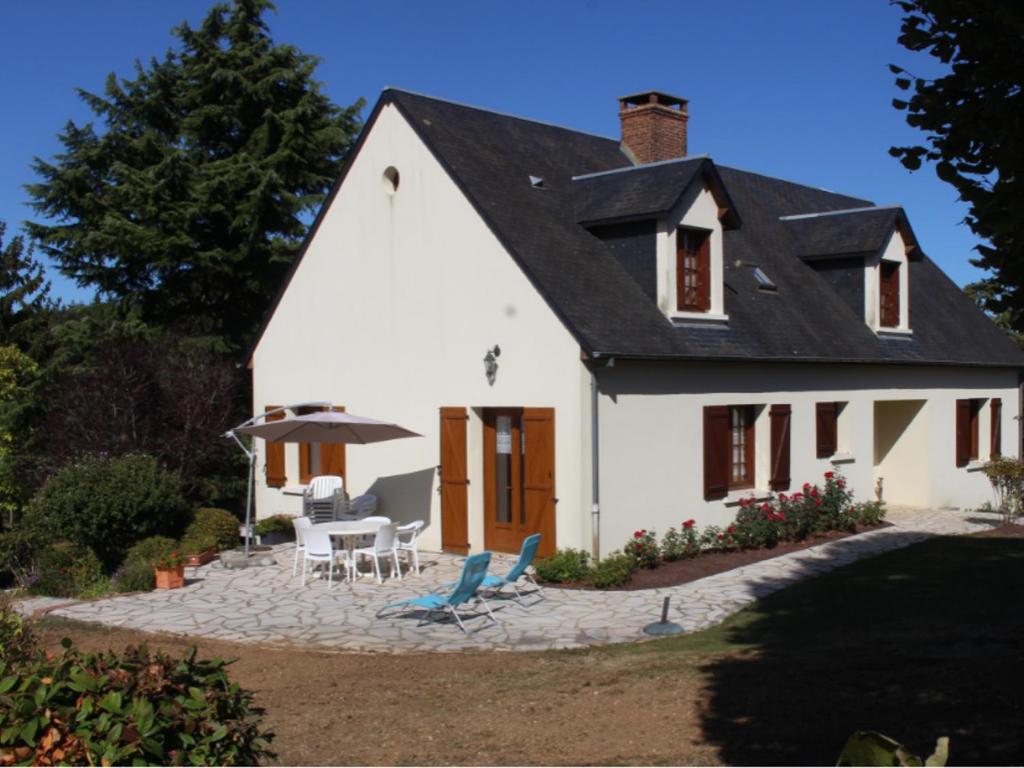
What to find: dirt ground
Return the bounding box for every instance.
[35,621,724,766]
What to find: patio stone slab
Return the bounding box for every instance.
[12,506,1001,653]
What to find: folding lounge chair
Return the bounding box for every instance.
[480,533,543,606]
[376,551,497,634]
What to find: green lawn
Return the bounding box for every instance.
[600,527,1024,765]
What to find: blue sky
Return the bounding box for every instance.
[1,0,978,305]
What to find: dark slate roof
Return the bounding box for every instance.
[783,206,922,261]
[572,156,739,227]
[252,89,1024,369]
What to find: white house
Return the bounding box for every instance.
[248,88,1024,559]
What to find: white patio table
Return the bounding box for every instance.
[311,519,388,581]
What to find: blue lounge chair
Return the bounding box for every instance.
[377,551,498,634]
[480,533,543,606]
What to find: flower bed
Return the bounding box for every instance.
[536,472,887,590]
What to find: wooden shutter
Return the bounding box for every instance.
[320,405,346,479]
[880,262,900,327]
[264,405,286,488]
[815,402,838,458]
[440,407,470,554]
[769,404,791,491]
[991,398,1002,458]
[704,405,730,500]
[696,233,711,311]
[955,399,972,467]
[522,408,557,558]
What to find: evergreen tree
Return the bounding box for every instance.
[890,0,1024,331]
[0,220,51,347]
[26,0,363,351]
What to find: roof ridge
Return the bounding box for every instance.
[383,86,623,144]
[571,155,709,181]
[779,205,902,221]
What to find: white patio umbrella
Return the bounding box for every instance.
[225,404,421,556]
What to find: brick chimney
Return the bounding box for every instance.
[619,91,688,164]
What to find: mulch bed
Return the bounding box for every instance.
[972,522,1024,538]
[545,522,892,591]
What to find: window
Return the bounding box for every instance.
[879,261,900,328]
[703,404,756,499]
[816,402,840,458]
[298,405,347,483]
[991,398,1002,458]
[677,227,710,312]
[955,398,982,467]
[264,404,286,488]
[769,404,791,491]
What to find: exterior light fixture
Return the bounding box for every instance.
[484,345,501,386]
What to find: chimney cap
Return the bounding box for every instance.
[619,91,688,110]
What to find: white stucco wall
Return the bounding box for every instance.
[251,103,590,554]
[595,360,1019,556]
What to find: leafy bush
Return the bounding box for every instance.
[23,454,190,573]
[0,527,41,588]
[837,731,948,767]
[0,594,36,666]
[186,507,240,552]
[254,514,293,536]
[585,552,635,588]
[982,456,1024,523]
[661,520,699,561]
[111,536,177,593]
[855,500,887,527]
[623,529,660,568]
[28,542,108,598]
[534,548,590,583]
[0,640,275,766]
[180,532,219,555]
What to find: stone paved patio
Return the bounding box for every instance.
[17,506,1000,653]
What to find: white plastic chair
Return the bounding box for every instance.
[352,523,401,584]
[354,514,390,549]
[396,520,425,575]
[291,516,313,576]
[300,529,351,587]
[308,475,343,499]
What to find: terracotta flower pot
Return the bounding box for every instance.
[185,549,215,567]
[154,565,185,590]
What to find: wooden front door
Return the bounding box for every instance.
[483,407,556,557]
[439,407,469,554]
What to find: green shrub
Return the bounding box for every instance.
[0,640,275,766]
[586,552,635,588]
[29,542,108,598]
[837,731,948,767]
[186,507,240,552]
[0,527,41,588]
[23,454,190,573]
[623,529,660,568]
[855,500,887,527]
[111,536,177,593]
[180,532,219,555]
[661,520,700,561]
[534,548,590,583]
[982,456,1024,523]
[0,594,36,666]
[254,514,293,536]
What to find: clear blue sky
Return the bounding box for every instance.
[1,0,978,305]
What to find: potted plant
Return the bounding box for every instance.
[153,550,187,589]
[255,514,297,546]
[180,533,218,567]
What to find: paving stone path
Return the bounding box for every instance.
[16,507,1000,653]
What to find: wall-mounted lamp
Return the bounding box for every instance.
[484,345,501,386]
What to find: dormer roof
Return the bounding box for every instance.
[781,206,924,261]
[572,156,741,229]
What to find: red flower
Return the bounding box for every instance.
[759,503,771,513]
[824,471,835,479]
[791,492,802,501]
[633,530,643,538]
[683,519,696,529]
[717,533,724,540]
[810,487,819,498]
[802,482,811,492]
[727,526,736,534]
[778,493,788,502]
[815,499,822,507]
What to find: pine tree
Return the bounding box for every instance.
[26,0,363,351]
[0,220,51,347]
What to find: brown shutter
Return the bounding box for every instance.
[440,407,470,554]
[955,399,971,467]
[264,405,286,488]
[815,402,838,458]
[704,405,730,500]
[769,404,791,491]
[697,233,711,311]
[321,405,347,479]
[522,408,557,558]
[991,398,1002,458]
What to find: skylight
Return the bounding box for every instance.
[529,175,544,189]
[751,266,776,291]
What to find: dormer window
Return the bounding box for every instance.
[677,227,710,312]
[879,262,900,328]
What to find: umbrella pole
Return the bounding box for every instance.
[244,439,255,557]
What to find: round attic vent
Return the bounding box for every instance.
[382,166,400,194]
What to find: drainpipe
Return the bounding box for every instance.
[590,363,601,561]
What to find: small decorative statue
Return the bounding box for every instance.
[875,477,884,502]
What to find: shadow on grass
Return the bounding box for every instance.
[697,532,1024,765]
